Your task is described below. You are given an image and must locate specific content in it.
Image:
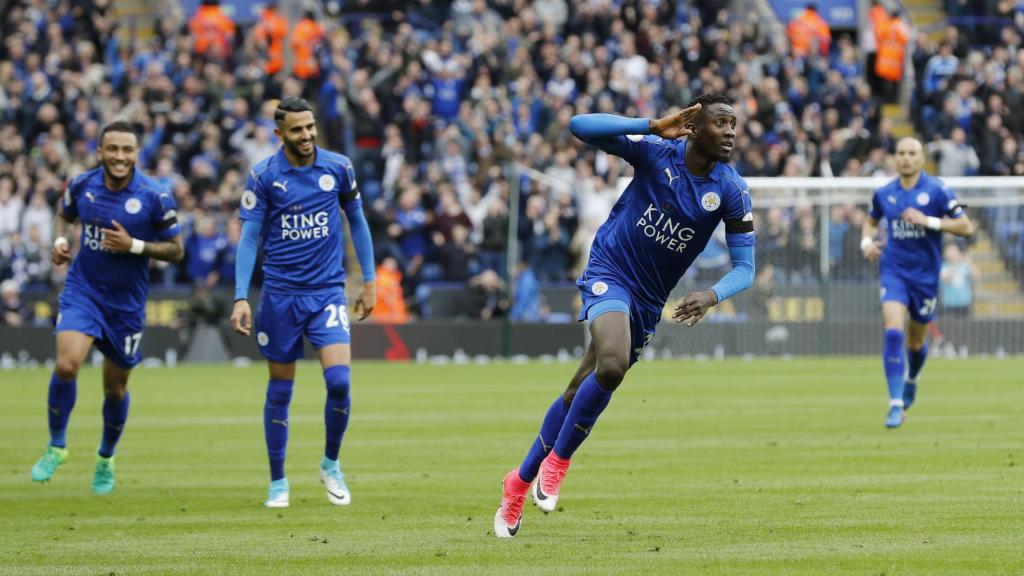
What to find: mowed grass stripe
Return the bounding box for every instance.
[1,358,1022,575]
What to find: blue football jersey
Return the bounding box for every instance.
[62,168,180,313]
[582,136,755,310]
[239,147,359,294]
[870,172,964,284]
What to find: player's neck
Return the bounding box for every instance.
[103,170,133,192]
[898,171,921,190]
[683,147,715,177]
[283,146,316,168]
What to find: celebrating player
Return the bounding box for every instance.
[494,94,756,537]
[31,121,184,494]
[861,137,974,428]
[231,97,376,508]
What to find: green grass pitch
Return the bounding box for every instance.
[2,358,1023,575]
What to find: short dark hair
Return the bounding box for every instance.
[686,93,733,110]
[274,97,314,123]
[99,120,139,145]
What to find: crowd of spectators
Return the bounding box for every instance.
[1,0,1022,323]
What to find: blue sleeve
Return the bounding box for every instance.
[343,198,376,282]
[939,184,965,218]
[61,176,82,220]
[723,177,754,247]
[711,244,755,303]
[152,191,180,240]
[234,219,262,301]
[568,114,651,165]
[869,190,883,221]
[240,169,267,223]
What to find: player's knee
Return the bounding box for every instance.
[54,356,81,381]
[324,365,350,399]
[103,381,128,400]
[907,336,926,351]
[594,355,627,391]
[266,379,293,406]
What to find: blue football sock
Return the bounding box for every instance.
[323,365,351,461]
[98,392,130,458]
[518,395,570,483]
[47,373,77,448]
[553,372,613,460]
[907,343,928,382]
[883,329,906,404]
[264,379,293,481]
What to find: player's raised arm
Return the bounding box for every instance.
[568,105,701,161]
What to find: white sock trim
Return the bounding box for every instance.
[889,399,905,408]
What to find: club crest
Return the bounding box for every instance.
[701,192,721,211]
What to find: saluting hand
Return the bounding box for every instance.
[353,281,376,321]
[672,289,718,327]
[650,103,702,140]
[100,220,133,253]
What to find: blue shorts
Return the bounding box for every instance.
[255,288,351,363]
[880,273,938,324]
[577,275,660,366]
[56,286,144,368]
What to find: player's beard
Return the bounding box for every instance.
[287,137,316,160]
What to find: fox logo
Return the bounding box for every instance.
[664,168,681,186]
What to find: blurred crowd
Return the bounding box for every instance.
[1,0,1022,324]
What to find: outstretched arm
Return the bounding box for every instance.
[568,105,702,158]
[672,244,755,326]
[343,199,376,321]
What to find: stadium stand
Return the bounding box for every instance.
[1,0,1022,321]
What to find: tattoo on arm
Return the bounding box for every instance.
[54,205,76,240]
[144,236,184,263]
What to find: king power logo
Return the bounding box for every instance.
[636,203,695,253]
[891,218,927,240]
[280,211,331,240]
[82,224,112,252]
